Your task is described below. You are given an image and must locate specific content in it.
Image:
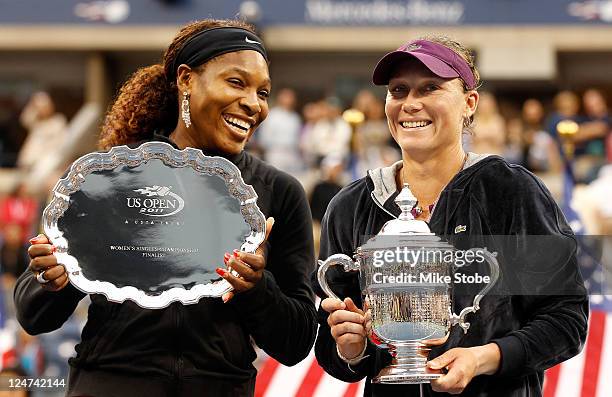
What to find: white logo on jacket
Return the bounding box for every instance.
[454,225,467,234]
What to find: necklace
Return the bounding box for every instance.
[402,152,469,218]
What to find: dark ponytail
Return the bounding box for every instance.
[99,64,177,149]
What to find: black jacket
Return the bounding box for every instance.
[313,155,589,397]
[14,136,318,397]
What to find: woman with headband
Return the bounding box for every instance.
[313,36,588,396]
[16,19,317,396]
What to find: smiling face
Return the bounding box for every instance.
[176,50,271,154]
[384,59,478,158]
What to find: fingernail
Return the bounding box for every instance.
[222,295,229,303]
[427,360,439,368]
[233,249,240,258]
[51,246,57,253]
[223,253,230,263]
[29,235,41,244]
[216,268,227,277]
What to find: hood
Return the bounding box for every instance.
[366,152,493,215]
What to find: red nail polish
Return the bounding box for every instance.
[233,249,240,258]
[51,246,57,253]
[223,253,230,263]
[216,268,227,277]
[29,237,38,244]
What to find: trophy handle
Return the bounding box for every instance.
[449,248,500,334]
[317,254,360,301]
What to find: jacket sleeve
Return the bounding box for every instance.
[231,174,317,366]
[481,167,589,377]
[14,270,86,335]
[311,192,376,382]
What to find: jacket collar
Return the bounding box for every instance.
[366,152,492,218]
[367,160,403,207]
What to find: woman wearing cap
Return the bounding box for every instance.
[313,36,588,396]
[15,19,317,397]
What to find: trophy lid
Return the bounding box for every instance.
[378,184,433,236]
[358,184,454,254]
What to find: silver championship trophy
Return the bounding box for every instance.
[317,185,499,384]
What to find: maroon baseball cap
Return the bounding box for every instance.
[372,39,476,89]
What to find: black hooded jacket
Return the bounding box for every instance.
[14,136,318,397]
[313,154,589,397]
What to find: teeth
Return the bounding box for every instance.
[401,120,430,128]
[224,116,251,131]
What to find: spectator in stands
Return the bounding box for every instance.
[520,98,562,173]
[574,88,610,181]
[0,183,39,287]
[472,91,506,156]
[352,89,399,175]
[546,89,610,182]
[301,97,352,167]
[1,223,29,283]
[309,153,345,257]
[0,184,39,245]
[546,90,581,147]
[257,88,304,174]
[300,100,326,168]
[0,98,26,168]
[17,92,67,172]
[578,88,609,158]
[309,154,345,225]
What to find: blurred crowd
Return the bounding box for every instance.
[0,86,611,391]
[0,92,86,396]
[249,87,611,184]
[248,87,611,230]
[471,89,610,182]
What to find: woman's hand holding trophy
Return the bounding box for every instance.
[322,297,367,361]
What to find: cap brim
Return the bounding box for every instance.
[372,51,460,85]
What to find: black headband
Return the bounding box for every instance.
[169,27,268,81]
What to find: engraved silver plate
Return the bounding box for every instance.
[42,142,266,309]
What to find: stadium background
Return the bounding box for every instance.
[0,1,611,396]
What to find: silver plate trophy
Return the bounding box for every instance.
[318,185,499,384]
[43,142,266,309]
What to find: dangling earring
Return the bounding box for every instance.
[181,91,191,128]
[462,116,471,128]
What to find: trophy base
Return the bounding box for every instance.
[373,365,442,384]
[372,341,443,384]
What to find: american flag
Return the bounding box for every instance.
[542,295,612,397]
[255,288,611,397]
[254,349,364,397]
[254,296,364,397]
[542,160,612,397]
